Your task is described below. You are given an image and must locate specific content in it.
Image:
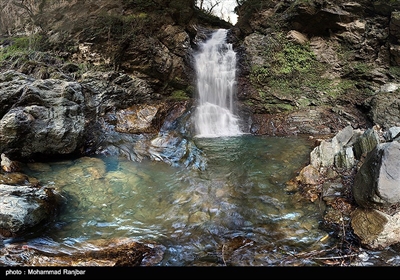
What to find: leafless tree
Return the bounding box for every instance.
[196,0,221,15]
[0,0,18,35]
[11,0,47,31]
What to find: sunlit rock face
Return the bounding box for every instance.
[351,208,400,249]
[353,141,400,208]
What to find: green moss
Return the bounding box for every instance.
[186,85,195,97]
[244,100,254,106]
[250,32,321,90]
[250,66,270,84]
[258,89,267,99]
[328,79,355,97]
[352,62,371,75]
[247,30,361,109]
[0,34,51,64]
[275,41,316,75]
[169,90,189,101]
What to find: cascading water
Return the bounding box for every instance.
[193,28,242,138]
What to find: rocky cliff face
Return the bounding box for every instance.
[0,0,231,98]
[0,0,230,160]
[232,0,400,135]
[1,0,400,159]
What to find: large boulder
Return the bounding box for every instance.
[351,208,400,249]
[352,141,400,208]
[363,91,400,129]
[0,70,85,159]
[0,178,58,237]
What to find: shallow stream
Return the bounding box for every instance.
[8,134,341,266]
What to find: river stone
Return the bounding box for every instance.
[384,126,400,141]
[353,128,380,160]
[0,184,57,236]
[188,211,209,224]
[296,164,320,185]
[353,141,400,208]
[1,153,19,172]
[310,125,354,168]
[351,208,400,249]
[334,146,355,169]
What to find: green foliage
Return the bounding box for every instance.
[275,42,316,75]
[264,103,295,112]
[0,34,49,63]
[248,31,360,111]
[169,90,190,101]
[250,66,270,84]
[352,62,371,75]
[250,33,320,88]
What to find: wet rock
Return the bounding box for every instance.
[188,211,209,224]
[322,182,345,201]
[296,164,320,185]
[159,25,191,58]
[115,104,165,134]
[1,153,19,172]
[220,236,255,266]
[334,146,355,169]
[0,184,58,237]
[0,171,34,186]
[73,157,107,180]
[383,126,400,141]
[0,238,165,266]
[299,124,400,250]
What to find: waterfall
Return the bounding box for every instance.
[193,29,242,138]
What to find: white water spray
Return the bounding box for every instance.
[193,29,242,138]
